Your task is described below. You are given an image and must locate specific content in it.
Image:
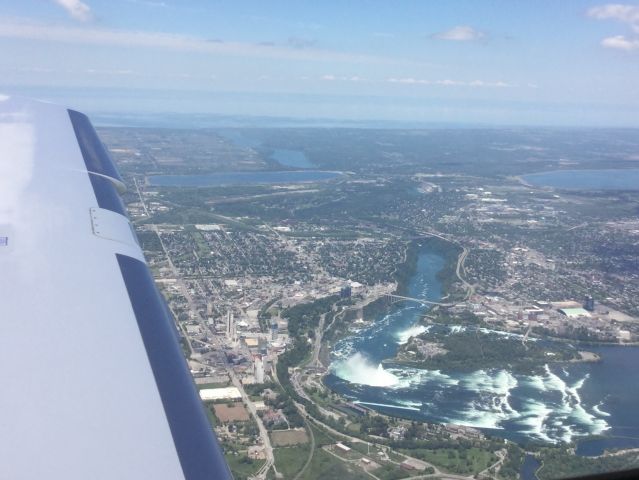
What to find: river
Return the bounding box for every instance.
[324,245,639,452]
[520,455,541,480]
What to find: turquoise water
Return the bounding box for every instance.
[148,170,341,186]
[522,169,639,190]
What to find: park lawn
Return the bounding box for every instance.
[347,422,361,433]
[224,453,264,480]
[190,231,211,256]
[374,463,414,480]
[402,447,496,475]
[297,449,370,480]
[274,445,311,478]
[271,429,309,447]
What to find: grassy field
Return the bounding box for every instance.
[271,429,310,446]
[309,422,344,446]
[373,463,414,480]
[272,423,388,479]
[225,453,265,480]
[346,422,361,433]
[297,449,371,480]
[402,447,496,475]
[274,445,311,478]
[190,231,210,256]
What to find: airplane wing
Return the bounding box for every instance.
[0,96,232,479]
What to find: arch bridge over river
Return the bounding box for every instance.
[384,293,453,307]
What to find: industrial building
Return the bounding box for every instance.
[199,386,242,402]
[558,307,592,319]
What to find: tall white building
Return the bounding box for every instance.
[226,311,236,343]
[253,355,264,384]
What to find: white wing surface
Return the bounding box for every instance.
[0,96,231,480]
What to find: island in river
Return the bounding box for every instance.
[389,310,599,375]
[325,240,630,447]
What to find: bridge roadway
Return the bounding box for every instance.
[385,293,454,307]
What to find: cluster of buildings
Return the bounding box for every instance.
[452,293,637,343]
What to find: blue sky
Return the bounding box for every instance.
[0,0,638,126]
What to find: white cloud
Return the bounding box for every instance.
[438,79,464,86]
[601,34,639,50]
[433,25,484,41]
[588,4,639,31]
[588,4,639,51]
[126,0,168,7]
[53,0,92,22]
[387,77,511,88]
[387,77,432,85]
[85,68,135,75]
[320,74,363,82]
[0,17,390,64]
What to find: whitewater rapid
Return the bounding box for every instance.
[329,323,610,444]
[327,249,612,445]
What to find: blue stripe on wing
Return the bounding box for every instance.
[68,109,125,187]
[116,253,232,480]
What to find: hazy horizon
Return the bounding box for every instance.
[1,1,639,127]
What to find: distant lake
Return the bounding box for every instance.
[270,149,316,169]
[522,169,639,190]
[148,170,341,187]
[217,130,316,169]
